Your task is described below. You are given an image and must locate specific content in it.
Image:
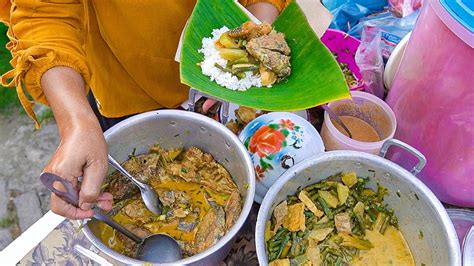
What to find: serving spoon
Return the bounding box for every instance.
[108,154,162,215]
[40,172,182,263]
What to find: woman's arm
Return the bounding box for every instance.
[1,0,91,128]
[2,0,111,219]
[41,66,112,219]
[245,2,280,22]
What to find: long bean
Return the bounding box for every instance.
[272,228,288,240]
[366,208,377,221]
[380,215,390,234]
[304,210,315,219]
[333,205,347,215]
[269,240,282,248]
[312,221,335,230]
[305,182,331,191]
[270,234,290,261]
[310,193,320,202]
[355,213,366,234]
[318,197,333,219]
[290,232,300,257]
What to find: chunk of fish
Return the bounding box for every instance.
[122,199,154,224]
[122,153,161,182]
[117,224,151,257]
[177,221,197,232]
[273,200,288,231]
[107,171,139,201]
[149,144,183,162]
[246,32,291,78]
[156,189,191,206]
[247,32,291,55]
[192,204,226,254]
[335,212,352,234]
[224,192,242,232]
[166,161,199,182]
[199,162,238,194]
[228,21,272,40]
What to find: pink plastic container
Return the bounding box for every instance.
[321,29,365,91]
[386,0,474,207]
[321,91,397,155]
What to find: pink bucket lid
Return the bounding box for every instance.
[430,0,474,47]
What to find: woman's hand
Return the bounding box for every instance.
[245,2,279,23]
[42,66,112,219]
[43,118,112,219]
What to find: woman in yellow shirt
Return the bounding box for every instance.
[0,0,289,220]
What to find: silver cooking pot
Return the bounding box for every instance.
[256,139,461,266]
[81,110,255,265]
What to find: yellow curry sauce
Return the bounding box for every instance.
[89,146,242,258]
[351,226,414,265]
[93,178,229,251]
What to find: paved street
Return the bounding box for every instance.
[0,108,59,250]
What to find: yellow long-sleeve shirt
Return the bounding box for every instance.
[0,0,289,128]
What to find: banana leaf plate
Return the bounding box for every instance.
[180,0,350,111]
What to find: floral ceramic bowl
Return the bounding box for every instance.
[239,112,325,203]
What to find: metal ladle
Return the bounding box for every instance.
[40,172,182,263]
[322,105,353,139]
[108,154,162,215]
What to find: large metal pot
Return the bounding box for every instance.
[82,110,255,265]
[256,139,461,266]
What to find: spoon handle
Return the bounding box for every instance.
[92,206,143,244]
[108,154,147,190]
[40,172,79,206]
[40,172,143,244]
[321,105,353,139]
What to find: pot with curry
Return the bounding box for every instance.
[80,110,255,264]
[89,145,242,259]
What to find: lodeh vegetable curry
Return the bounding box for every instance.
[89,145,242,258]
[265,172,415,266]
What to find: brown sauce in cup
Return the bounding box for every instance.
[332,116,380,142]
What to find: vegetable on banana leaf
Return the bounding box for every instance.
[180,0,350,111]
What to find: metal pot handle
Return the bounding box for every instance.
[379,139,426,176]
[187,88,230,124]
[463,226,474,266]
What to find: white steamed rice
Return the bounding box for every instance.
[198,26,263,91]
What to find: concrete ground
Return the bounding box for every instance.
[0,108,59,250]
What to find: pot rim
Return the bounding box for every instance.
[82,110,256,265]
[255,150,461,266]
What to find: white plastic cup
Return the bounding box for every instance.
[321,91,396,155]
